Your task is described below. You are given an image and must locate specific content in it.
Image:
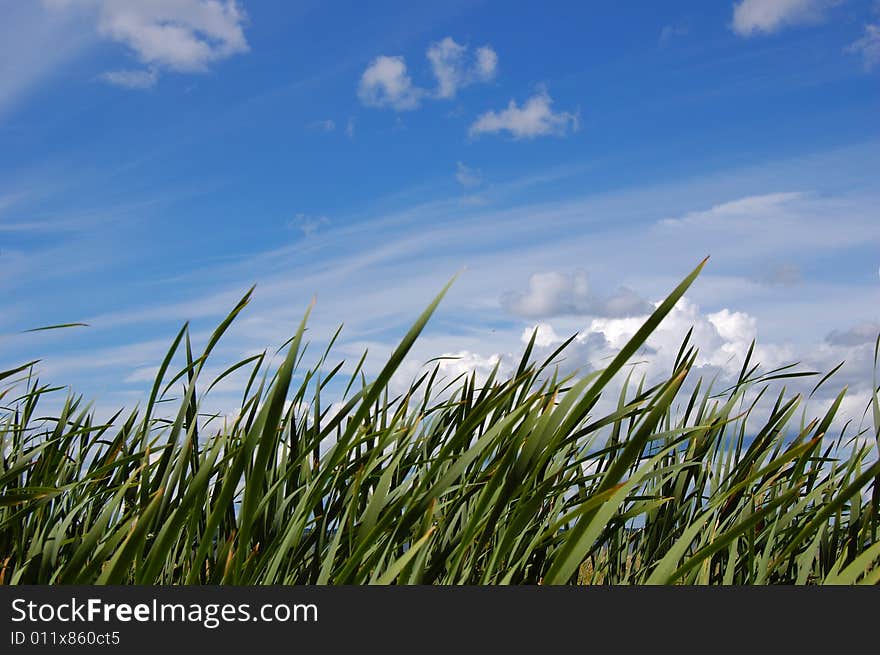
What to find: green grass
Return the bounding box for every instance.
[1,259,879,585]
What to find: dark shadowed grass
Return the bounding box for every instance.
[1,260,879,584]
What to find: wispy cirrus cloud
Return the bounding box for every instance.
[658,191,808,229]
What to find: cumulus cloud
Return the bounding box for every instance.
[468,89,579,139]
[731,0,840,37]
[386,281,877,443]
[46,0,249,79]
[390,298,765,429]
[521,323,563,348]
[448,297,871,435]
[357,55,423,111]
[426,37,497,99]
[847,23,880,70]
[475,46,498,78]
[359,37,497,112]
[455,162,483,188]
[99,68,158,89]
[433,350,504,383]
[576,301,876,436]
[502,270,653,319]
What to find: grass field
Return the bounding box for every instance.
[2,260,879,585]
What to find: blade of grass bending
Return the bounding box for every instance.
[774,460,880,567]
[56,479,137,583]
[810,361,845,398]
[0,361,40,383]
[138,322,188,448]
[374,527,436,585]
[644,511,713,584]
[137,431,227,583]
[872,333,880,451]
[822,539,880,585]
[544,440,686,584]
[96,488,164,585]
[21,323,89,333]
[0,487,62,506]
[233,299,313,580]
[666,489,799,585]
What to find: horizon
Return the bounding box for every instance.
[1,0,879,426]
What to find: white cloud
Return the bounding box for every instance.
[455,162,483,188]
[468,89,579,139]
[568,300,875,437]
[426,37,497,99]
[548,297,854,394]
[386,291,875,441]
[387,347,507,400]
[99,68,158,89]
[731,0,840,37]
[426,37,465,98]
[707,307,758,352]
[433,350,504,383]
[345,117,356,139]
[475,46,498,79]
[521,323,563,348]
[502,270,653,319]
[584,297,759,374]
[359,37,497,112]
[357,55,423,111]
[847,23,880,70]
[46,0,249,78]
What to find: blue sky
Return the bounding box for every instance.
[1,0,879,424]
